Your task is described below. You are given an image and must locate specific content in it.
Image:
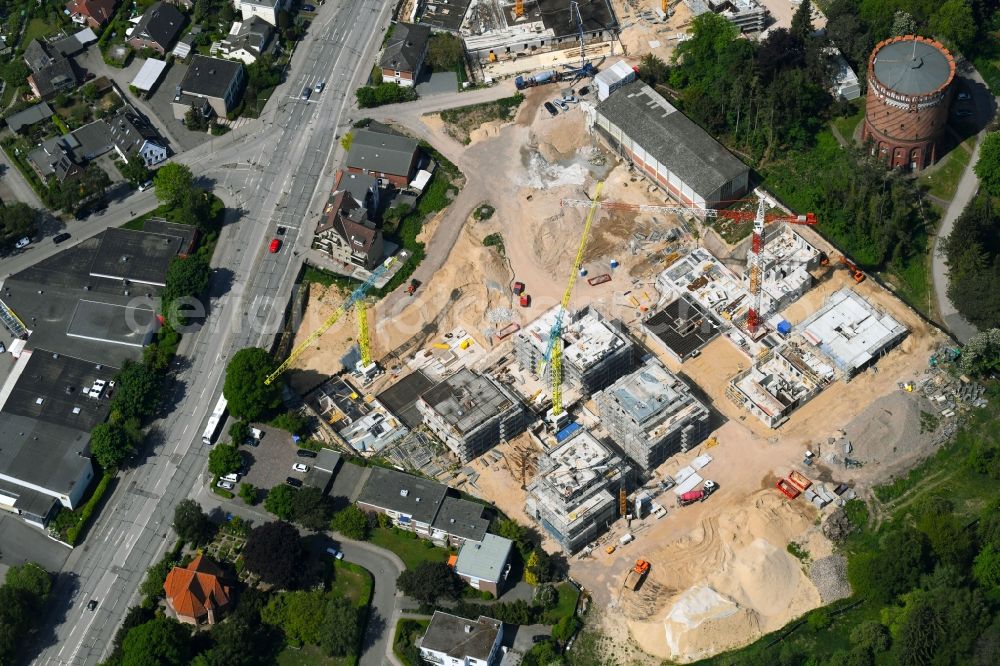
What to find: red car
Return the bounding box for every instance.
[269,238,281,253]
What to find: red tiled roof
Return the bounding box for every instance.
[66,0,117,24]
[163,554,230,620]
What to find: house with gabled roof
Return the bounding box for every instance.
[163,554,231,625]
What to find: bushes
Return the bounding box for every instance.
[61,470,115,545]
[355,82,418,108]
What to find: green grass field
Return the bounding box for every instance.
[392,618,429,666]
[542,582,580,625]
[830,99,865,144]
[20,18,60,48]
[921,139,973,202]
[369,527,451,570]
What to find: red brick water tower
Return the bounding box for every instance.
[862,35,956,171]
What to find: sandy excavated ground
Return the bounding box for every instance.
[286,80,949,663]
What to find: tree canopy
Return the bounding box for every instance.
[944,193,1000,329]
[208,444,243,478]
[154,163,195,209]
[119,616,193,666]
[243,521,303,589]
[120,153,151,187]
[162,255,211,323]
[223,348,283,421]
[90,421,137,469]
[0,201,38,249]
[397,562,462,603]
[329,505,369,540]
[290,486,335,531]
[264,484,296,521]
[975,132,1000,199]
[960,329,1000,376]
[173,499,214,546]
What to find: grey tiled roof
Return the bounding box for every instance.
[595,81,748,199]
[379,22,430,73]
[345,129,419,178]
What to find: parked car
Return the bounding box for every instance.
[577,85,591,96]
[562,94,578,104]
[543,101,558,116]
[15,237,31,249]
[957,91,971,100]
[221,472,239,483]
[292,463,310,473]
[326,547,344,560]
[53,232,71,244]
[301,87,311,100]
[138,180,153,191]
[217,480,235,490]
[286,476,303,488]
[553,98,568,111]
[269,238,282,253]
[296,449,317,458]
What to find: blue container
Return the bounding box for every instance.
[777,320,792,336]
[610,259,620,269]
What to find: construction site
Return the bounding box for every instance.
[278,5,954,658]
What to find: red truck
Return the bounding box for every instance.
[677,480,718,507]
[513,281,525,295]
[519,294,531,307]
[407,279,421,296]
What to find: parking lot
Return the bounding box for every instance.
[225,423,311,493]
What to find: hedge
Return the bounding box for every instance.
[65,470,115,545]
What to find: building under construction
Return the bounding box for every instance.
[727,342,834,428]
[514,305,634,398]
[595,357,710,471]
[684,0,766,33]
[742,224,822,317]
[457,0,619,62]
[416,368,530,462]
[524,427,623,553]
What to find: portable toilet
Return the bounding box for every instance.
[610,259,619,269]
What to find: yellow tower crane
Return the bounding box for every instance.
[356,301,372,368]
[544,181,604,423]
[264,257,397,385]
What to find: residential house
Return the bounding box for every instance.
[23,40,79,100]
[335,170,380,219]
[70,119,115,160]
[232,0,284,26]
[66,0,117,29]
[344,128,420,189]
[27,135,84,183]
[127,1,185,55]
[379,22,430,88]
[171,55,246,118]
[5,102,54,134]
[313,191,384,270]
[419,612,505,666]
[217,16,274,65]
[453,534,513,596]
[356,467,448,539]
[163,555,231,625]
[430,496,489,548]
[107,106,168,167]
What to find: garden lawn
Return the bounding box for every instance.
[370,527,451,570]
[393,618,429,666]
[921,138,973,202]
[20,18,60,48]
[830,99,865,144]
[542,582,580,625]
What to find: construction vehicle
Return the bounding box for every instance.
[587,273,611,286]
[513,281,526,295]
[515,70,559,90]
[519,294,531,307]
[265,257,398,385]
[539,182,606,423]
[561,198,817,336]
[839,255,866,283]
[624,559,650,590]
[407,279,421,295]
[677,480,718,507]
[818,251,830,266]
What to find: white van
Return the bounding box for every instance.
[221,472,240,483]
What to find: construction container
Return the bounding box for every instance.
[777,320,792,336]
[610,259,620,269]
[595,60,638,101]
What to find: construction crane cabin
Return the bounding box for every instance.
[263,257,399,386]
[541,181,604,430]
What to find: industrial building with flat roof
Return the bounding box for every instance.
[726,342,834,428]
[0,350,117,524]
[595,358,710,471]
[525,428,623,553]
[799,289,908,377]
[415,368,529,462]
[514,305,634,399]
[589,81,749,210]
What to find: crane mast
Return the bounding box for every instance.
[545,181,604,425]
[264,257,398,385]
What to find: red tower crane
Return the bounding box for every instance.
[559,198,818,336]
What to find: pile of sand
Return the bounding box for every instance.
[843,389,935,466]
[628,490,823,662]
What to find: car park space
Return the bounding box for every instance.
[232,424,311,493]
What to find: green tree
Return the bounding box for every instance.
[4,563,52,611]
[425,33,464,71]
[973,544,1000,590]
[154,163,195,208]
[208,443,243,477]
[239,482,259,505]
[637,53,669,87]
[120,616,193,666]
[944,193,1000,329]
[111,360,160,420]
[120,153,151,187]
[0,201,38,249]
[224,348,283,421]
[320,596,361,657]
[2,59,29,88]
[848,527,932,603]
[229,420,251,445]
[264,484,297,521]
[396,562,461,603]
[0,585,34,663]
[243,521,303,589]
[930,0,976,49]
[172,499,213,545]
[960,329,1000,376]
[162,254,211,322]
[790,0,814,41]
[977,133,1000,198]
[291,486,334,531]
[891,10,917,35]
[551,614,580,643]
[851,619,890,656]
[261,589,327,646]
[329,505,369,540]
[90,422,135,469]
[524,550,541,585]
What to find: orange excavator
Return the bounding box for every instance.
[840,255,866,284]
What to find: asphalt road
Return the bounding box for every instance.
[29,0,395,663]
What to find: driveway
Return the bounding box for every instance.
[0,514,71,579]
